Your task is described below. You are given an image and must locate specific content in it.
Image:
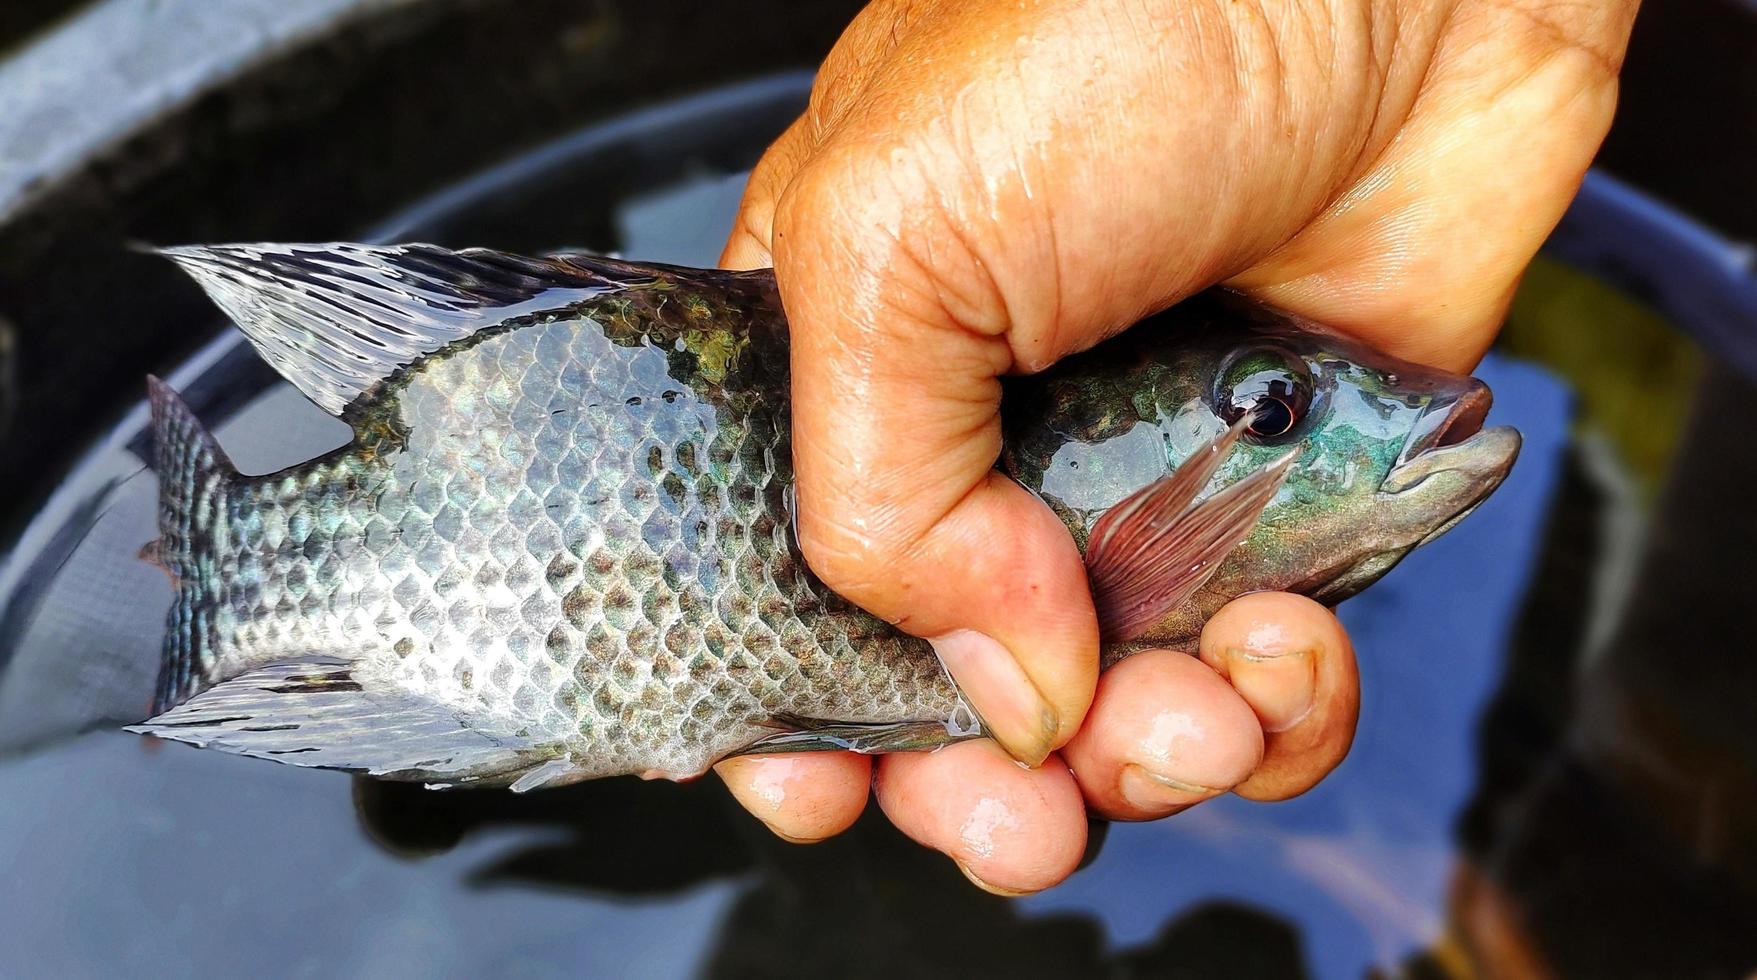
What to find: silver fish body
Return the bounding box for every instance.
[132,243,1518,788]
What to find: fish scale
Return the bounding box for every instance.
[129,242,1518,788]
[200,286,958,781]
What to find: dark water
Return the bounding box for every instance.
[1,78,1754,980]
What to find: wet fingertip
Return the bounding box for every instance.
[1200,593,1342,732]
[957,860,1037,897]
[876,742,1087,894]
[930,630,1059,766]
[764,823,830,846]
[1200,592,1342,665]
[716,753,869,842]
[1064,650,1263,819]
[1219,645,1318,733]
[1203,594,1359,802]
[1118,763,1222,813]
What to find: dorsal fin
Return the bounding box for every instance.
[159,243,646,416]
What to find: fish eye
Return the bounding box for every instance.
[1215,348,1314,442]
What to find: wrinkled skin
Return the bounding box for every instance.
[715,0,1639,894]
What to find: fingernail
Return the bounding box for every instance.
[1222,645,1316,733]
[931,630,1058,766]
[956,860,1035,897]
[762,821,824,846]
[1119,763,1222,812]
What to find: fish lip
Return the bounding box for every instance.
[1379,425,1522,496]
[1394,381,1494,471]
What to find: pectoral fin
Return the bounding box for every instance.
[1085,419,1294,642]
[126,663,557,786]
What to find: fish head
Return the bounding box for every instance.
[1203,312,1522,606]
[1003,293,1521,644]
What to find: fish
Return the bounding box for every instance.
[126,243,1519,789]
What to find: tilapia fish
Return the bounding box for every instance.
[129,244,1519,789]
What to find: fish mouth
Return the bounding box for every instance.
[1292,380,1518,607]
[1379,379,1520,519]
[1395,380,1495,468]
[1302,399,1518,605]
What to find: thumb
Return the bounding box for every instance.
[757,154,1099,765]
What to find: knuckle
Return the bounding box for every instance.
[775,143,903,234]
[730,201,775,256]
[1483,0,1638,77]
[774,144,1008,347]
[794,508,910,607]
[769,151,861,256]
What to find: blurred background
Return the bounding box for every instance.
[1,2,1755,977]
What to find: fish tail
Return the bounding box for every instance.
[146,376,236,713]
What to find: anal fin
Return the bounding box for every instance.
[735,712,985,756]
[126,663,556,786]
[507,757,590,793]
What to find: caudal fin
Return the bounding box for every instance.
[145,377,235,713]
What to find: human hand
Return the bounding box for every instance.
[715,0,1637,893]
